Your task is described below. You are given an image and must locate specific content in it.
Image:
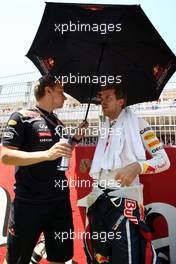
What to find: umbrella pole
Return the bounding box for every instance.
[84,43,106,121]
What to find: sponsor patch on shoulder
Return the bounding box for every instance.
[140,127,151,134]
[144,131,155,141]
[18,110,40,118]
[151,145,163,153]
[148,139,160,148]
[8,119,17,126]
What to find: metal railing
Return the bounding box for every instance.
[0,72,176,145]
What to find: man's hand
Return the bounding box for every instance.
[1,143,72,166]
[115,162,142,187]
[46,141,72,161]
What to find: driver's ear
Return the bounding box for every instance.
[119,98,125,108]
[45,86,52,96]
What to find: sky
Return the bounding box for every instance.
[0,0,176,79]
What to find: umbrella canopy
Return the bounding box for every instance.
[27,3,176,106]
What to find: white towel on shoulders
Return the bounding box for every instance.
[90,108,146,177]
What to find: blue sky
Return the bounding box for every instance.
[0,0,175,78]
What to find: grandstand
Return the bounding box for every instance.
[0,72,176,145]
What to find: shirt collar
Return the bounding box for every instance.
[36,106,53,116]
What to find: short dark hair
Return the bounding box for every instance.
[34,74,56,101]
[100,83,127,108]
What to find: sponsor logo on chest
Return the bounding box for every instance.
[38,131,52,137]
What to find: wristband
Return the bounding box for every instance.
[137,161,143,174]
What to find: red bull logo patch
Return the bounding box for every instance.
[153,64,164,80]
[43,57,54,70]
[82,5,104,11]
[95,253,109,263]
[143,163,156,173]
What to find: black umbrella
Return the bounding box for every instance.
[27,3,176,113]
